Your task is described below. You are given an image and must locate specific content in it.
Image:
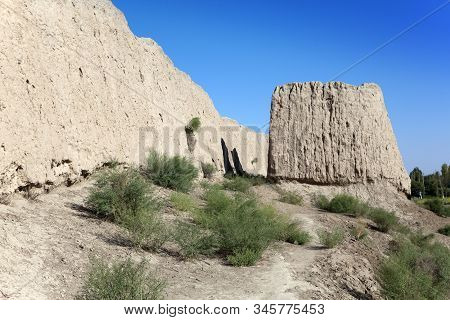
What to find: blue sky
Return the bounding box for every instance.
[112,0,449,174]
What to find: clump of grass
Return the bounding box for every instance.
[143,150,198,193]
[278,191,303,206]
[185,117,201,133]
[423,198,450,217]
[279,222,311,245]
[379,234,450,299]
[437,224,450,236]
[318,228,345,248]
[78,258,165,300]
[227,248,261,267]
[313,194,330,210]
[173,221,219,259]
[351,223,368,240]
[195,188,303,266]
[368,208,398,233]
[170,192,198,213]
[86,169,165,248]
[201,162,216,179]
[313,193,398,233]
[222,176,252,193]
[326,194,370,217]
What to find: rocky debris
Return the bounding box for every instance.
[0,0,267,195]
[268,82,410,194]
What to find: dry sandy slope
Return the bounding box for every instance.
[0,179,447,300]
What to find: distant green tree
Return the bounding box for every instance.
[409,167,425,197]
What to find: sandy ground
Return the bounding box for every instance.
[0,179,448,300]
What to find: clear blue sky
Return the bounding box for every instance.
[112,0,449,174]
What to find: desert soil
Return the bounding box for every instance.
[0,179,448,300]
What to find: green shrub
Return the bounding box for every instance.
[170,192,198,213]
[368,208,398,233]
[196,189,290,266]
[313,194,330,210]
[201,163,216,179]
[227,248,261,267]
[279,222,311,245]
[278,191,304,206]
[185,117,201,133]
[326,194,370,217]
[78,258,165,300]
[379,236,450,299]
[86,169,165,248]
[318,228,345,248]
[222,176,252,193]
[424,198,450,217]
[173,221,219,259]
[144,150,198,193]
[438,224,450,236]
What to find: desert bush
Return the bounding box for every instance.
[86,169,165,248]
[173,221,219,259]
[313,194,330,210]
[318,228,345,248]
[170,192,198,213]
[278,191,303,206]
[279,222,311,245]
[227,248,261,267]
[368,208,398,232]
[201,162,216,179]
[423,198,450,217]
[222,176,252,193]
[144,150,198,193]
[379,236,450,299]
[438,224,450,236]
[185,117,201,133]
[78,258,165,300]
[326,194,370,217]
[351,223,368,240]
[196,188,298,266]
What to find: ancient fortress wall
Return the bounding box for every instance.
[268,82,410,194]
[0,0,267,195]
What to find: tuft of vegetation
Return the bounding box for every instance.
[313,194,330,210]
[173,221,219,259]
[313,193,398,233]
[201,162,216,179]
[86,169,165,248]
[170,192,198,213]
[185,117,201,133]
[279,222,311,245]
[78,258,165,300]
[143,150,198,193]
[278,190,304,206]
[222,176,252,193]
[325,194,370,217]
[351,223,368,240]
[423,198,450,217]
[318,228,345,248]
[227,248,261,267]
[195,188,306,266]
[379,234,450,300]
[438,224,450,236]
[368,208,398,233]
